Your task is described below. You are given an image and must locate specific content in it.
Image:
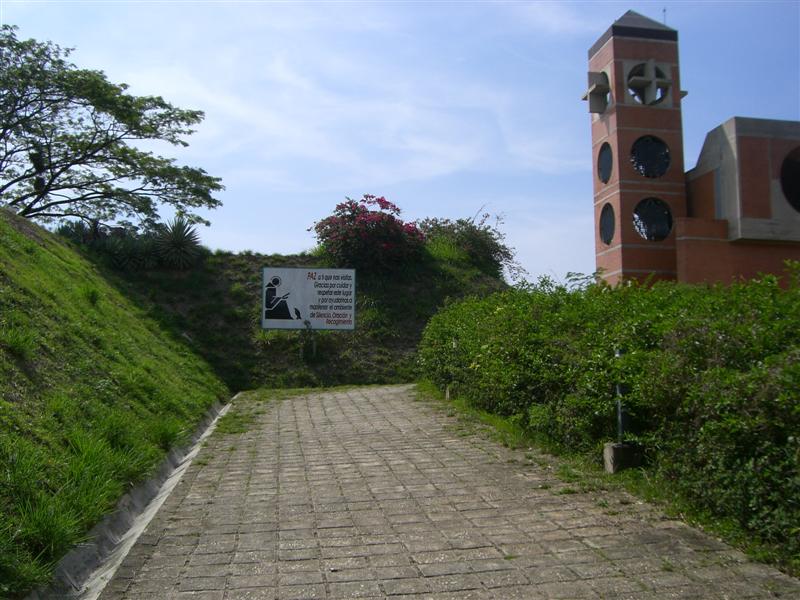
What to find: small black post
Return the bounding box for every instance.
[604,347,642,473]
[615,348,624,443]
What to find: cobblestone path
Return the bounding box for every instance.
[99,385,800,599]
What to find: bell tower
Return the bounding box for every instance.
[583,11,687,284]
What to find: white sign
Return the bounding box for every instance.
[261,267,356,330]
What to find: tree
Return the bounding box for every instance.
[0,25,223,230]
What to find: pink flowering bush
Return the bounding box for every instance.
[312,195,425,271]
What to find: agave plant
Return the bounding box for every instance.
[55,220,92,244]
[155,217,201,270]
[131,234,160,271]
[103,236,137,270]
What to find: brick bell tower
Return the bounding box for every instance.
[583,11,687,284]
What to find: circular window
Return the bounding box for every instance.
[599,203,615,245]
[780,146,800,213]
[627,63,669,105]
[630,136,670,178]
[633,198,672,241]
[597,143,613,183]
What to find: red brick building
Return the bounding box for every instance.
[584,11,800,285]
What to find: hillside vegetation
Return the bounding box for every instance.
[419,272,800,573]
[71,201,510,392]
[0,210,229,596]
[83,247,505,392]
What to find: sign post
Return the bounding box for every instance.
[261,267,356,331]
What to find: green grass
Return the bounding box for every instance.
[210,387,317,438]
[415,381,799,578]
[425,237,470,264]
[214,411,256,436]
[418,381,530,451]
[0,212,229,597]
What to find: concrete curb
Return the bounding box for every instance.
[26,393,240,600]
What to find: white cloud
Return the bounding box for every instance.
[502,2,605,35]
[118,53,502,191]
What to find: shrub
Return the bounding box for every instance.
[419,213,523,281]
[311,194,425,272]
[56,217,201,271]
[661,353,800,556]
[55,220,97,245]
[418,269,800,563]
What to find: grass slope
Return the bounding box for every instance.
[0,210,229,597]
[102,245,506,391]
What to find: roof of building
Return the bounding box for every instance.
[589,10,678,59]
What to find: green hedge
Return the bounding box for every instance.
[419,269,800,562]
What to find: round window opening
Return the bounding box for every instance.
[780,146,800,213]
[630,136,670,178]
[597,143,613,183]
[599,203,615,245]
[633,198,672,241]
[627,63,669,105]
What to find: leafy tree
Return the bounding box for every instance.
[0,25,223,229]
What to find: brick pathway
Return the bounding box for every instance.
[99,385,800,599]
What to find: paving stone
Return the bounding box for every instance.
[427,573,483,592]
[97,385,800,599]
[178,576,227,592]
[277,570,324,586]
[276,583,325,599]
[327,580,383,597]
[478,569,530,588]
[188,553,231,567]
[228,573,278,588]
[224,588,278,599]
[381,577,432,595]
[536,579,599,598]
[175,592,225,600]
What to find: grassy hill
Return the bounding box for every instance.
[0,210,229,596]
[95,243,507,392]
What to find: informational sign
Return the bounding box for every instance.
[261,267,356,330]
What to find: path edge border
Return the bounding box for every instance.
[25,392,241,600]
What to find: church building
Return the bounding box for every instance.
[583,10,800,285]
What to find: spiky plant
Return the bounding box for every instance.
[103,236,137,270]
[129,234,160,271]
[55,220,92,245]
[155,217,201,270]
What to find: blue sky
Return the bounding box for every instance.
[2,1,798,279]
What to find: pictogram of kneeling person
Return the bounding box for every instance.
[264,276,302,320]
